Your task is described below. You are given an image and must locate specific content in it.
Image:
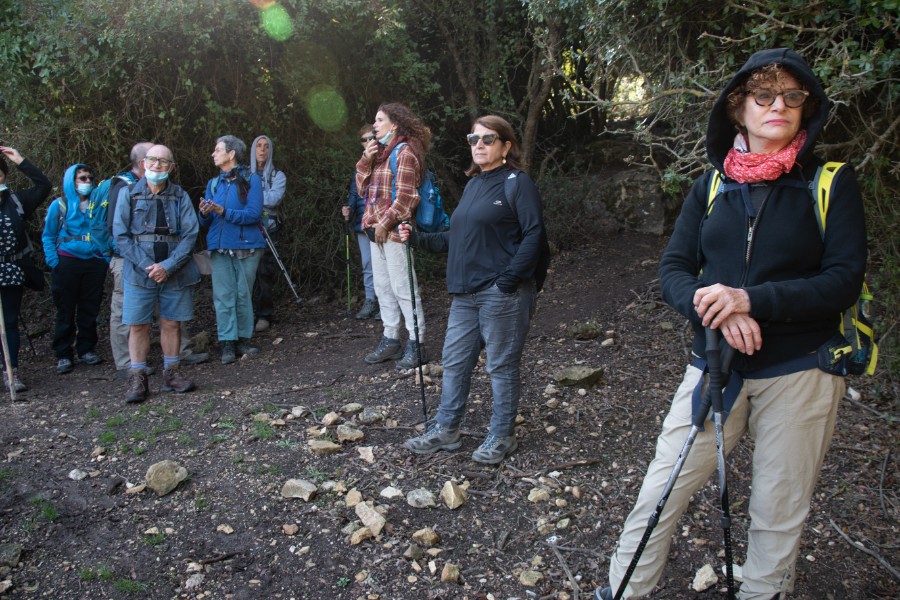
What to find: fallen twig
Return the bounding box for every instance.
[198,551,239,565]
[829,518,899,580]
[880,447,892,520]
[546,541,580,600]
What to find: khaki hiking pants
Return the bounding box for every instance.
[608,363,844,599]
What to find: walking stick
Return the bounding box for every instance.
[344,215,352,312]
[611,327,735,600]
[18,313,37,357]
[402,222,428,425]
[256,223,302,304]
[0,293,16,401]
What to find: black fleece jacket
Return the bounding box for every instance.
[660,48,867,372]
[412,165,544,294]
[0,159,52,251]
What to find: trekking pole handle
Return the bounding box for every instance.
[398,220,412,244]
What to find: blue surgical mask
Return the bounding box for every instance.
[76,182,94,196]
[146,171,169,186]
[378,129,394,145]
[0,185,7,192]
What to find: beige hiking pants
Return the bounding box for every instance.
[608,363,844,599]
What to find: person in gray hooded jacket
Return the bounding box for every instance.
[596,48,867,600]
[249,135,286,333]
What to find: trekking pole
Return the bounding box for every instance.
[0,294,16,401]
[401,221,428,425]
[611,327,735,600]
[17,313,37,357]
[256,223,302,304]
[343,215,352,312]
[706,327,736,600]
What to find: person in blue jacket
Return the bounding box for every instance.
[199,135,266,365]
[341,124,380,320]
[42,163,111,374]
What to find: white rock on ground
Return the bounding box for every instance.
[692,563,718,592]
[281,479,317,501]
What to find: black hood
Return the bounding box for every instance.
[706,48,830,171]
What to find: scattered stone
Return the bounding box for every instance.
[380,486,403,500]
[440,481,467,510]
[721,563,744,582]
[357,446,375,463]
[252,413,270,422]
[216,524,234,534]
[601,338,615,347]
[556,518,571,529]
[350,527,374,545]
[570,320,601,340]
[519,569,544,586]
[291,406,309,418]
[68,468,88,481]
[440,562,460,583]
[144,526,160,535]
[125,483,146,495]
[544,383,559,396]
[577,388,588,396]
[272,337,283,345]
[336,424,364,443]
[358,408,385,425]
[428,559,438,575]
[281,479,318,501]
[553,366,604,387]
[90,447,106,458]
[528,488,551,503]
[145,460,188,496]
[345,488,363,507]
[0,580,11,593]
[545,425,557,434]
[414,371,433,385]
[341,402,363,414]
[545,398,560,409]
[427,364,443,377]
[308,440,342,455]
[355,502,386,536]
[403,544,424,560]
[306,425,327,437]
[270,418,286,427]
[342,522,361,535]
[321,411,341,426]
[186,562,203,573]
[412,527,440,547]
[0,544,22,568]
[692,563,718,592]
[282,524,299,536]
[407,488,436,508]
[184,573,204,590]
[659,321,674,331]
[555,498,569,508]
[571,486,582,499]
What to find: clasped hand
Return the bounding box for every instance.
[693,283,762,355]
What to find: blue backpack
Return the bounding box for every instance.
[388,143,449,233]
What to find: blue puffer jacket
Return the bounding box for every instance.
[42,164,111,267]
[199,167,266,250]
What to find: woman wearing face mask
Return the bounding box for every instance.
[0,146,52,392]
[42,163,114,375]
[356,103,430,370]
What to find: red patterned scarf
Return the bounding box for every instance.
[723,130,807,183]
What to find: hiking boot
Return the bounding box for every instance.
[180,351,209,366]
[471,434,518,464]
[355,299,379,320]
[78,351,104,365]
[4,369,27,393]
[254,318,270,333]
[396,340,427,370]
[161,367,195,393]
[56,358,74,375]
[124,369,149,403]
[237,338,259,356]
[116,365,156,379]
[405,423,462,455]
[593,587,613,600]
[221,341,236,365]
[364,336,402,364]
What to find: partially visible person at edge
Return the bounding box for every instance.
[342,125,380,321]
[108,142,208,378]
[595,48,867,600]
[42,163,112,375]
[113,145,200,403]
[199,135,265,365]
[356,103,428,369]
[401,115,543,464]
[0,146,52,392]
[249,135,287,333]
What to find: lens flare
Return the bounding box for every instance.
[260,3,293,41]
[306,86,348,132]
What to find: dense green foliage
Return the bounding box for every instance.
[1,0,896,387]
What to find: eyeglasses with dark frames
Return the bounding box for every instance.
[75,174,94,182]
[746,88,809,108]
[466,133,498,146]
[144,156,174,167]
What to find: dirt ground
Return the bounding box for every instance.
[0,230,896,600]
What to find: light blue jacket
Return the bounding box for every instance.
[112,178,200,289]
[41,164,112,267]
[199,167,266,250]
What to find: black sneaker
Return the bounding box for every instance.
[396,340,427,370]
[364,336,402,364]
[237,338,259,356]
[78,351,104,365]
[56,358,74,374]
[221,341,236,365]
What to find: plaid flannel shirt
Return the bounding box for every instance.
[355,144,421,243]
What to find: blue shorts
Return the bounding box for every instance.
[123,282,194,325]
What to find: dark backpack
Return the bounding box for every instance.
[503,169,551,292]
[388,143,449,233]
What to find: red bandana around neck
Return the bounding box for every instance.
[723,130,807,183]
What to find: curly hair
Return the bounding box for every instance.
[377,103,431,151]
[725,64,819,132]
[465,115,524,177]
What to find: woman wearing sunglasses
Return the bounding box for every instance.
[401,115,545,464]
[42,163,112,375]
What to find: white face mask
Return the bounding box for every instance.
[0,185,7,192]
[378,129,394,145]
[76,182,94,197]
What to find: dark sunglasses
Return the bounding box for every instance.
[467,133,499,146]
[76,175,94,182]
[360,135,376,143]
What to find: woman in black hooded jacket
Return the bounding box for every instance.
[597,49,866,600]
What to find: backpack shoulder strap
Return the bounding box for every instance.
[707,170,724,215]
[504,169,521,221]
[388,143,409,204]
[9,192,24,217]
[811,161,845,241]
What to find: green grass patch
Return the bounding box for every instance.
[79,564,114,581]
[216,417,237,430]
[199,400,215,417]
[252,421,275,440]
[231,454,245,464]
[105,415,127,427]
[97,431,117,445]
[143,532,166,546]
[152,417,182,436]
[113,579,147,593]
